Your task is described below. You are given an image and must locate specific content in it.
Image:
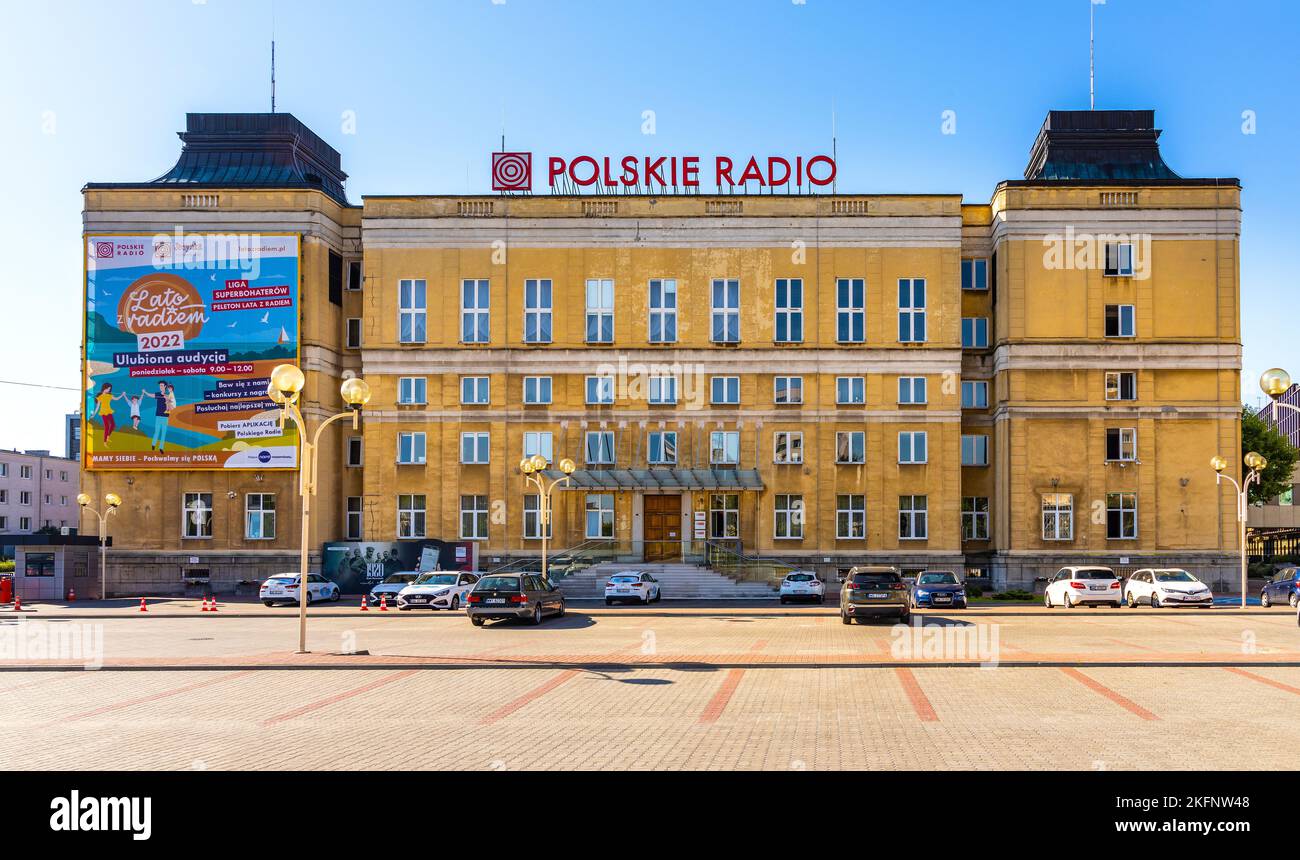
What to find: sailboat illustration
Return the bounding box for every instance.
[277,325,289,345]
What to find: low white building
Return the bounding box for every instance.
[0,449,81,537]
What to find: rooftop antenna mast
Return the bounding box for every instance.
[831,101,837,195]
[1090,0,1104,110]
[270,1,277,112]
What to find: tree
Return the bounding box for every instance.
[1241,406,1300,505]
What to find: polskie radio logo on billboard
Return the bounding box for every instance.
[490,150,836,193]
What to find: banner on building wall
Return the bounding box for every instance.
[83,233,300,470]
[320,540,476,593]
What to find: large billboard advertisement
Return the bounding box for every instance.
[83,233,300,470]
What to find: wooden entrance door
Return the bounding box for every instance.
[643,495,682,561]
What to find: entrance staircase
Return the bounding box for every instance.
[557,561,779,600]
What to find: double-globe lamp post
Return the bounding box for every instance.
[519,454,576,582]
[77,492,122,601]
[268,363,371,654]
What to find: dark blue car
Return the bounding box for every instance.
[910,571,967,609]
[1260,567,1300,609]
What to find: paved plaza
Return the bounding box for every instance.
[2,599,1298,770]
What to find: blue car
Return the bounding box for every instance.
[1260,567,1300,609]
[910,571,967,609]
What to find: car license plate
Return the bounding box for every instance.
[487,598,506,604]
[868,592,889,599]
[617,588,631,593]
[408,596,427,603]
[1089,585,1107,591]
[934,595,952,603]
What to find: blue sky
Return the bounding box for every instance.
[1,0,1296,452]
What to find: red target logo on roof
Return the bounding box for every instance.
[492,152,532,191]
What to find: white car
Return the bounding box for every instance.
[604,571,661,605]
[396,571,480,611]
[1124,568,1214,608]
[1043,566,1122,608]
[260,573,341,607]
[779,571,825,604]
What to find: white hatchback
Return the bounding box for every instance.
[779,571,825,604]
[1124,568,1214,608]
[260,573,341,607]
[604,571,661,605]
[396,571,479,611]
[1044,566,1122,608]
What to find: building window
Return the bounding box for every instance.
[345,497,363,540]
[462,376,490,405]
[961,434,989,466]
[459,432,488,464]
[523,495,551,540]
[898,278,927,343]
[961,259,988,291]
[1105,304,1136,338]
[711,376,740,405]
[524,278,553,344]
[836,495,866,539]
[648,376,677,405]
[183,492,213,539]
[774,376,803,404]
[836,278,866,343]
[775,278,803,343]
[962,381,989,409]
[245,493,276,540]
[711,278,740,343]
[19,465,31,479]
[462,279,491,343]
[347,260,363,291]
[1107,492,1138,540]
[586,375,615,405]
[585,431,615,465]
[460,495,489,540]
[19,517,30,531]
[647,431,677,465]
[585,278,614,343]
[962,497,989,541]
[1104,243,1134,277]
[899,495,928,540]
[710,431,740,465]
[346,436,363,467]
[523,431,553,464]
[898,376,927,405]
[1105,371,1137,401]
[398,377,427,405]
[898,431,928,464]
[773,431,803,464]
[961,317,989,348]
[1106,427,1138,462]
[398,495,427,539]
[709,493,739,538]
[399,279,427,343]
[0,490,6,503]
[586,494,615,539]
[1042,494,1074,541]
[836,376,865,405]
[329,251,343,305]
[649,278,677,343]
[60,471,68,481]
[0,464,8,478]
[345,318,362,349]
[774,494,804,539]
[19,491,31,506]
[0,517,6,530]
[523,376,552,405]
[398,432,428,465]
[836,431,865,465]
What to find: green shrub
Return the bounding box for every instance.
[990,589,1036,601]
[0,560,14,573]
[966,585,984,598]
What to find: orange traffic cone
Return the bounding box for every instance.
[379,594,389,612]
[12,595,21,612]
[209,595,218,612]
[359,595,369,612]
[200,596,211,612]
[67,587,76,602]
[139,597,148,612]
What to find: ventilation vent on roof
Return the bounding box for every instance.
[181,193,220,209]
[582,201,618,217]
[457,201,495,217]
[705,201,743,215]
[1099,191,1138,208]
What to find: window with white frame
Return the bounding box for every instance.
[346,436,363,467]
[585,431,615,465]
[962,497,989,541]
[1106,427,1137,462]
[398,377,427,405]
[836,431,865,464]
[523,376,552,405]
[459,432,488,464]
[586,375,614,405]
[774,376,803,404]
[1105,371,1137,401]
[524,278,552,344]
[961,380,988,409]
[774,494,804,539]
[0,490,6,503]
[647,431,677,465]
[345,318,362,349]
[961,258,988,291]
[1107,492,1138,539]
[898,431,928,464]
[399,279,427,344]
[462,376,490,405]
[462,279,490,343]
[523,431,553,464]
[345,497,363,540]
[523,494,551,539]
[836,278,866,343]
[649,278,677,343]
[899,495,928,540]
[836,495,866,539]
[398,495,426,538]
[19,517,29,531]
[898,278,927,342]
[709,493,739,538]
[836,376,865,405]
[398,432,427,464]
[648,376,677,405]
[19,465,31,479]
[1105,304,1136,338]
[710,431,740,465]
[961,317,989,348]
[1042,494,1073,541]
[961,434,989,466]
[775,278,803,343]
[773,431,803,464]
[586,494,615,539]
[585,278,614,343]
[245,493,276,540]
[1104,242,1134,277]
[19,491,30,505]
[711,376,740,405]
[183,492,213,539]
[898,376,927,405]
[460,495,489,539]
[711,278,740,343]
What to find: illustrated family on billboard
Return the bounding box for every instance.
[89,380,179,450]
